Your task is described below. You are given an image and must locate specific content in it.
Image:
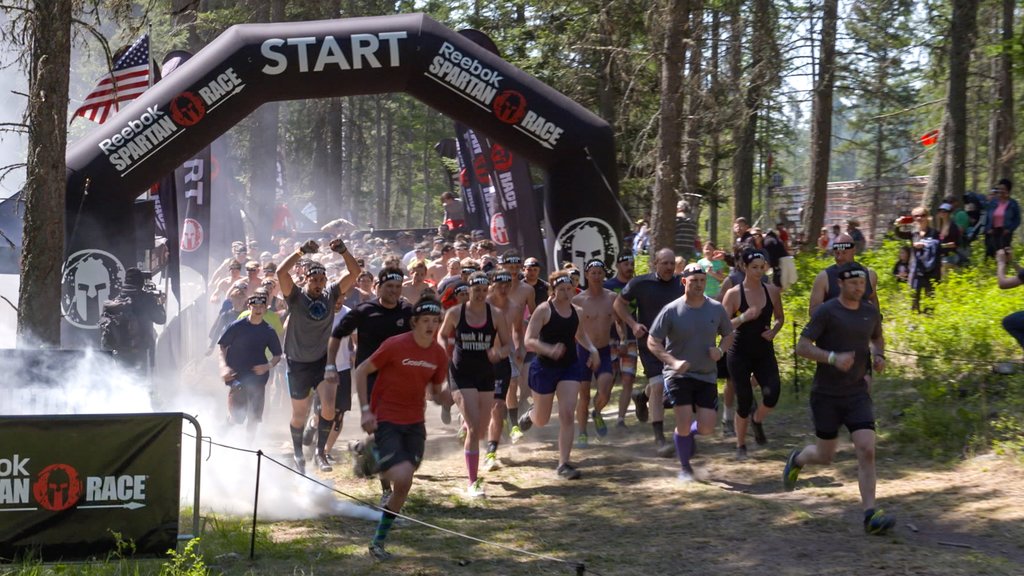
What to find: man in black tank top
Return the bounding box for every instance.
[809,233,880,315]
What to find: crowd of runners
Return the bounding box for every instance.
[209,215,898,561]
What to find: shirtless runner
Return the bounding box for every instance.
[571,259,618,446]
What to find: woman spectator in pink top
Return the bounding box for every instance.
[984,179,1019,258]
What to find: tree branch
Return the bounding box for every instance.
[869,98,945,120]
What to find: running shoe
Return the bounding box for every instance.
[722,419,736,438]
[482,451,501,471]
[783,449,802,491]
[456,425,467,443]
[751,416,767,445]
[864,509,896,535]
[315,451,333,473]
[440,404,452,425]
[466,478,486,498]
[368,541,392,561]
[302,419,316,447]
[380,488,393,509]
[509,425,524,444]
[632,389,650,423]
[592,409,608,437]
[678,464,695,482]
[556,463,581,480]
[576,433,589,448]
[735,445,748,461]
[293,451,306,474]
[517,411,534,433]
[615,419,628,432]
[656,441,676,458]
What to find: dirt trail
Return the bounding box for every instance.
[204,391,1024,576]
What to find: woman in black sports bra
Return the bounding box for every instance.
[722,248,785,461]
[438,272,512,497]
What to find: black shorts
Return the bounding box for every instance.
[334,369,352,413]
[664,376,719,411]
[810,391,875,440]
[287,356,327,400]
[227,373,269,424]
[637,341,664,381]
[374,421,426,472]
[450,363,496,392]
[493,358,512,400]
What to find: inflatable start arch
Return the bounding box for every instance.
[62,13,623,344]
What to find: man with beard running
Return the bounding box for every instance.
[789,262,894,535]
[604,251,639,429]
[614,248,684,455]
[809,233,880,314]
[572,259,618,446]
[278,238,359,474]
[329,267,412,502]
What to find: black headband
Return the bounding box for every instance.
[492,272,513,283]
[461,267,478,275]
[306,263,327,277]
[413,300,443,316]
[553,275,573,287]
[585,259,606,270]
[616,254,634,263]
[499,255,522,265]
[454,284,470,294]
[839,268,868,280]
[681,264,706,277]
[379,272,404,284]
[247,294,268,306]
[832,242,854,251]
[569,268,581,276]
[742,251,767,264]
[470,275,490,286]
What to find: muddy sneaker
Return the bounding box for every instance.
[315,451,333,473]
[293,451,306,475]
[735,445,748,461]
[615,419,628,432]
[592,409,608,437]
[368,541,392,560]
[466,478,486,498]
[864,509,896,535]
[722,419,735,438]
[576,433,589,448]
[632,389,650,423]
[657,442,676,458]
[440,404,452,425]
[677,464,695,482]
[783,449,802,491]
[509,425,525,444]
[556,463,581,480]
[482,451,501,471]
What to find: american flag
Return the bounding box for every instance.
[74,35,150,124]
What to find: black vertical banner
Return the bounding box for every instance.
[176,147,212,282]
[454,123,487,233]
[0,414,182,560]
[479,137,543,256]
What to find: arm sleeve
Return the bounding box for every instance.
[267,326,283,356]
[619,278,638,302]
[217,321,237,347]
[648,307,670,340]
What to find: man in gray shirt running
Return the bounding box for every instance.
[647,264,734,480]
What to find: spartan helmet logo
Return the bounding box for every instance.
[33,463,83,512]
[61,249,125,329]
[553,218,619,272]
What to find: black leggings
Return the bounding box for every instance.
[727,347,781,418]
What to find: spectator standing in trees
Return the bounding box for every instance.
[674,201,699,261]
[984,179,1019,258]
[847,220,866,254]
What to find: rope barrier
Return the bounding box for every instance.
[181,431,590,573]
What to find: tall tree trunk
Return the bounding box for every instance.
[934,0,980,209]
[926,112,951,207]
[596,5,617,129]
[651,0,689,251]
[682,0,704,207]
[246,0,284,248]
[327,99,343,219]
[802,0,837,243]
[384,100,395,228]
[374,96,385,227]
[989,0,1015,181]
[707,8,721,244]
[18,0,71,347]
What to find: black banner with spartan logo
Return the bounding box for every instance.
[0,414,182,561]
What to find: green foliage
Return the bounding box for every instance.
[160,538,208,576]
